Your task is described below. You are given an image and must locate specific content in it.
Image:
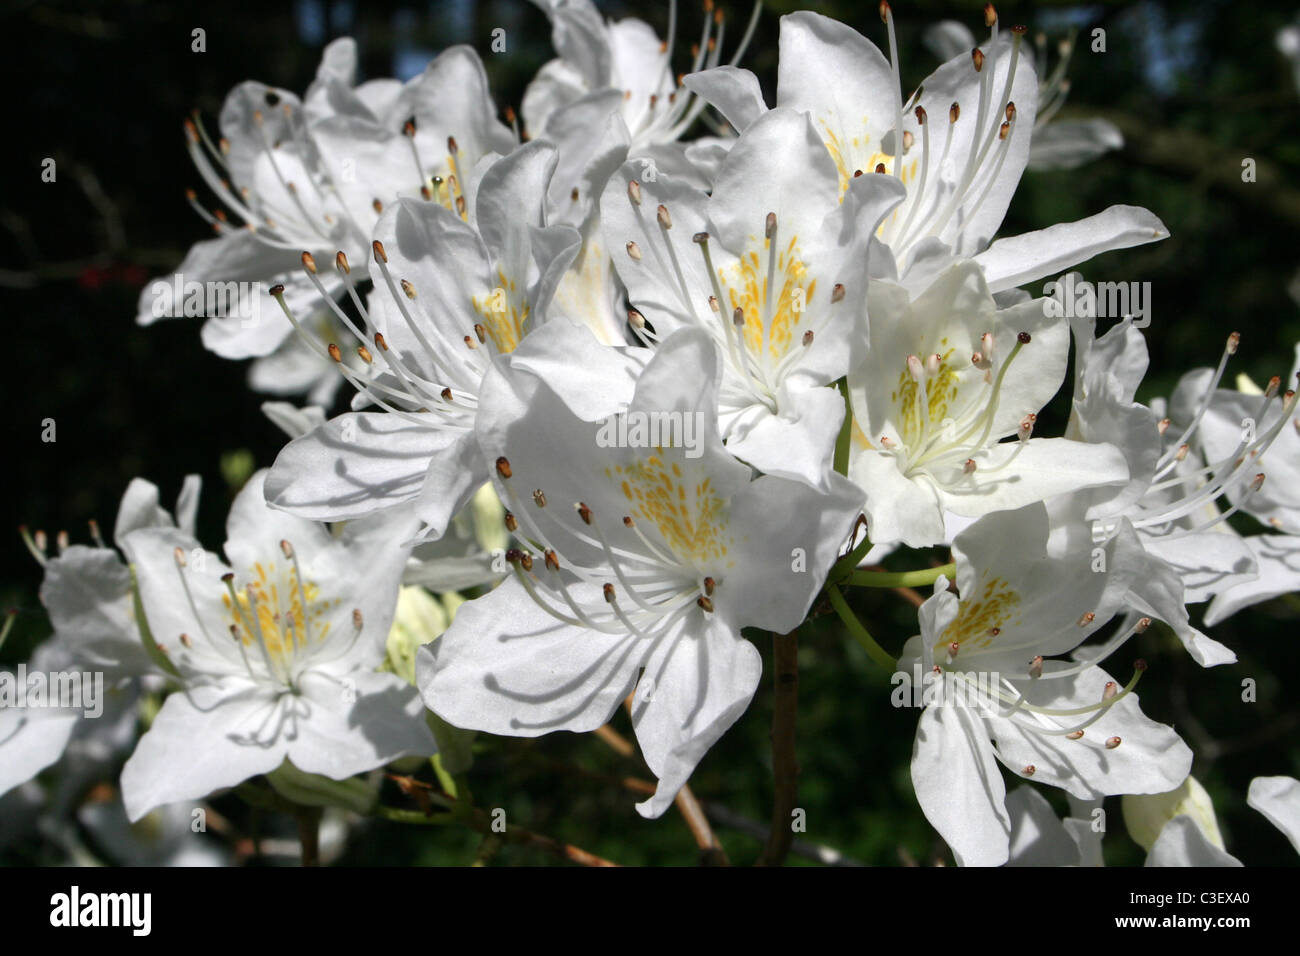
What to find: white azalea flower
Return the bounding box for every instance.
[522,0,759,151]
[1,477,201,799]
[847,260,1128,547]
[686,9,1166,292]
[602,106,906,488]
[140,38,514,363]
[901,503,1192,866]
[1057,311,1278,665]
[264,141,580,542]
[118,470,435,822]
[417,325,863,817]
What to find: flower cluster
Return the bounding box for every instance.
[7,0,1299,867]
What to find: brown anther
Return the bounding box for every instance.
[1078,611,1095,627]
[696,595,715,613]
[358,345,373,364]
[853,169,863,178]
[1066,730,1085,740]
[623,515,635,528]
[569,185,579,202]
[626,240,642,260]
[765,212,777,238]
[998,121,1010,140]
[505,548,522,564]
[180,633,193,648]
[950,102,961,123]
[947,641,960,658]
[733,307,745,327]
[990,626,1001,636]
[1157,418,1170,434]
[327,343,342,362]
[577,502,592,525]
[221,572,235,584]
[353,609,364,630]
[627,308,646,329]
[915,105,927,124]
[1227,331,1240,354]
[447,135,458,154]
[879,0,890,23]
[440,387,453,401]
[213,209,228,222]
[184,188,197,202]
[657,204,672,228]
[628,180,642,204]
[372,239,388,263]
[985,3,997,27]
[963,458,977,474]
[419,185,432,201]
[972,48,985,72]
[604,583,616,603]
[455,196,467,216]
[874,163,887,174]
[802,330,815,347]
[1028,655,1043,678]
[831,283,846,303]
[374,332,389,351]
[1105,736,1122,750]
[544,550,560,572]
[1022,765,1036,777]
[173,546,187,567]
[532,489,547,508]
[474,323,487,344]
[1006,101,1016,121]
[402,118,416,137]
[703,577,716,596]
[504,511,518,533]
[495,457,512,479]
[519,551,533,572]
[1102,681,1117,700]
[280,539,294,558]
[1011,24,1028,35]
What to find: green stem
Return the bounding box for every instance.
[826,585,895,671]
[833,378,853,477]
[375,806,457,826]
[846,563,955,590]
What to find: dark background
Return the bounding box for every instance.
[2,0,1298,865]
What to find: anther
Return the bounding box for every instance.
[336,251,351,274]
[765,212,777,238]
[1105,736,1122,750]
[519,552,533,572]
[1227,331,1240,354]
[628,180,642,204]
[626,240,642,260]
[328,343,342,362]
[693,231,709,244]
[628,308,646,329]
[1066,730,1084,740]
[532,489,547,508]
[985,3,997,27]
[495,457,512,479]
[972,48,985,72]
[180,633,193,648]
[1102,681,1117,700]
[374,332,389,351]
[604,583,616,603]
[697,595,715,613]
[1017,331,1032,344]
[802,330,814,347]
[474,323,487,344]
[544,550,560,572]
[173,547,187,567]
[353,609,364,630]
[1028,655,1043,679]
[733,307,745,327]
[372,239,388,263]
[949,102,960,123]
[1078,611,1095,626]
[576,502,592,525]
[657,204,672,229]
[831,283,846,303]
[280,539,294,558]
[1135,617,1152,632]
[358,345,373,364]
[504,511,518,532]
[703,577,716,596]
[963,458,977,474]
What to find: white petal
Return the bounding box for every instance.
[975,206,1169,294]
[911,703,1010,866]
[1247,775,1300,857]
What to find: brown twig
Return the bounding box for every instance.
[757,629,800,866]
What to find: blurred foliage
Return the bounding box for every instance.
[2,0,1299,865]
